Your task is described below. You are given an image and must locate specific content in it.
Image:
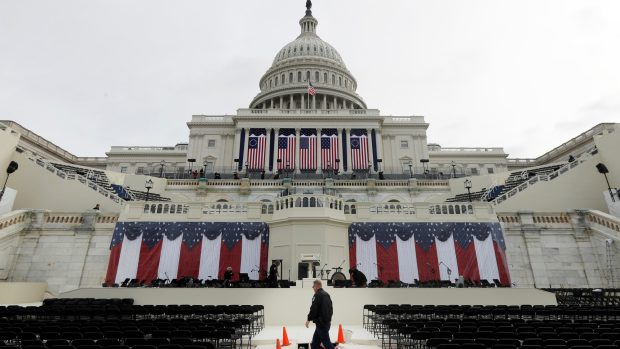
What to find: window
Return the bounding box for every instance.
[269,79,272,88]
[332,75,335,85]
[275,76,278,86]
[470,168,478,175]
[281,74,285,84]
[324,73,328,82]
[315,71,319,82]
[306,71,310,81]
[298,72,302,82]
[487,167,494,174]
[345,80,348,88]
[339,77,342,86]
[400,140,409,149]
[289,72,293,83]
[136,167,144,174]
[120,166,128,173]
[205,161,214,173]
[208,140,216,148]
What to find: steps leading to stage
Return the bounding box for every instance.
[253,325,378,347]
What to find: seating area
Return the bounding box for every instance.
[445,164,563,203]
[0,299,264,349]
[51,163,114,192]
[543,289,620,307]
[365,304,620,349]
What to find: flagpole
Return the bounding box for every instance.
[307,81,310,110]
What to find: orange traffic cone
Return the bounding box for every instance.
[276,339,282,349]
[282,326,291,346]
[337,324,345,344]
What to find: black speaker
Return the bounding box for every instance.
[298,262,308,280]
[279,280,290,288]
[596,163,609,174]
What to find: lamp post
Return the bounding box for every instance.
[203,161,208,179]
[368,161,372,178]
[245,161,249,178]
[159,160,166,178]
[596,163,615,202]
[326,161,331,178]
[408,161,413,178]
[451,161,457,178]
[144,179,153,202]
[0,161,18,202]
[464,179,473,202]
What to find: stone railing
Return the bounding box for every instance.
[23,152,123,205]
[497,213,521,224]
[492,151,592,206]
[236,108,381,117]
[586,210,620,234]
[44,212,118,225]
[121,197,496,223]
[0,210,30,230]
[507,123,615,167]
[166,178,450,191]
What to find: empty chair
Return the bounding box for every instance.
[170,338,193,346]
[70,340,95,347]
[476,338,498,348]
[426,338,450,348]
[45,339,71,348]
[95,339,120,348]
[159,345,183,349]
[460,343,486,349]
[588,339,612,348]
[491,345,517,349]
[436,345,459,349]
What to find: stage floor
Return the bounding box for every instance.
[254,325,378,347]
[60,287,557,326]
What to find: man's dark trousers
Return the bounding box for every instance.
[311,322,334,349]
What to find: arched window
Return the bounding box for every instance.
[275,77,278,86]
[144,204,149,213]
[306,71,310,81]
[315,71,319,82]
[303,197,309,207]
[332,75,336,85]
[269,79,272,88]
[310,197,316,207]
[314,45,317,52]
[345,80,348,88]
[324,73,328,82]
[298,72,302,82]
[281,74,285,83]
[339,76,342,86]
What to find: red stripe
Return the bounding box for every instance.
[416,243,440,281]
[259,242,269,281]
[376,242,400,283]
[177,241,202,279]
[349,241,357,273]
[219,241,242,281]
[136,240,163,284]
[455,242,480,281]
[105,243,122,284]
[493,241,511,286]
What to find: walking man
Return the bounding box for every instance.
[306,280,334,349]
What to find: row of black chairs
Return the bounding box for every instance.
[542,289,620,307]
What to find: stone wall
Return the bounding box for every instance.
[2,209,619,295]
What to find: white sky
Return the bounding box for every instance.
[0,0,619,158]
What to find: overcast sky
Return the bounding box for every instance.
[1,0,619,158]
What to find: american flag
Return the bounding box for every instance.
[348,222,510,285]
[278,134,296,171]
[105,221,270,284]
[321,134,339,171]
[350,134,369,170]
[308,82,317,96]
[300,135,317,170]
[247,133,266,170]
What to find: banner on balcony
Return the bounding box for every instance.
[348,222,510,285]
[105,222,269,284]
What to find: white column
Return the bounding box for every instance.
[273,128,280,173]
[301,94,305,110]
[280,96,284,109]
[290,95,294,109]
[375,129,384,172]
[317,128,322,174]
[323,95,327,109]
[233,128,242,170]
[312,95,316,109]
[295,128,301,174]
[346,128,352,172]
[337,128,344,174]
[243,128,250,171]
[264,129,271,173]
[367,128,374,170]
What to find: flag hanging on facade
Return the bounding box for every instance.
[278,133,296,171]
[321,133,339,171]
[300,134,317,170]
[247,133,266,170]
[308,81,317,96]
[348,222,510,285]
[105,221,269,285]
[350,133,369,170]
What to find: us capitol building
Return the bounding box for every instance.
[0,1,618,295]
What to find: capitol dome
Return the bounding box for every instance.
[249,2,366,110]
